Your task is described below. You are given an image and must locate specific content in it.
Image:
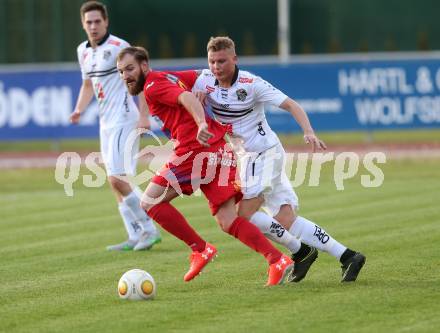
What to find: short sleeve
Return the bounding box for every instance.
[192,69,207,92]
[253,76,288,107]
[77,47,89,80]
[172,70,198,90]
[120,39,130,49]
[145,77,186,107]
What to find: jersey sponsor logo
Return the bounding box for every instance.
[206,85,215,93]
[103,50,111,60]
[236,88,247,102]
[238,77,253,84]
[108,39,121,46]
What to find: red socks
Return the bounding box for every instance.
[228,217,282,264]
[147,202,206,252]
[147,203,282,264]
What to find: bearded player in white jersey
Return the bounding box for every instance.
[70,1,160,251]
[194,36,366,282]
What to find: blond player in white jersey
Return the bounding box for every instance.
[70,1,160,251]
[194,36,366,282]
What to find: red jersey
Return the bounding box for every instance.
[143,70,227,155]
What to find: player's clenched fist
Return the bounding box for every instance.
[197,122,213,147]
[70,110,81,124]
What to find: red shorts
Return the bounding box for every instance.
[151,141,242,215]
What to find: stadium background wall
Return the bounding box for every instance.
[1,53,440,140]
[0,0,439,63]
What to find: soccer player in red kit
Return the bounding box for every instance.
[116,46,294,286]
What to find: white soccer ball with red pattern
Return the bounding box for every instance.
[118,269,156,300]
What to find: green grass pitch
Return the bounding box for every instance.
[1,159,439,332]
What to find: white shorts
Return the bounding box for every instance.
[239,143,298,216]
[100,122,140,176]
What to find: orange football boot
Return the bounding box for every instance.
[266,254,294,286]
[184,243,218,282]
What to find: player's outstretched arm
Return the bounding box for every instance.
[279,98,327,152]
[70,79,94,124]
[178,91,213,147]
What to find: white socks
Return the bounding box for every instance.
[118,202,142,241]
[250,210,348,260]
[289,216,346,260]
[124,190,157,234]
[250,211,301,253]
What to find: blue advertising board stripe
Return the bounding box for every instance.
[1,55,439,140]
[242,59,440,132]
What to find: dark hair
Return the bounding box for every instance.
[80,1,108,20]
[207,36,235,53]
[117,46,150,64]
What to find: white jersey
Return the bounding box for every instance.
[193,68,288,153]
[77,33,138,129]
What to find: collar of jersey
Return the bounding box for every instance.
[86,32,110,48]
[214,65,239,87]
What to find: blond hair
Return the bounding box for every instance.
[207,36,236,53]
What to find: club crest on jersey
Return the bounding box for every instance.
[206,85,215,93]
[103,50,111,60]
[236,88,247,102]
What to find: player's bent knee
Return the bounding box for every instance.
[237,196,264,221]
[217,220,231,233]
[237,209,253,221]
[215,199,237,233]
[140,200,153,212]
[108,175,131,194]
[139,194,163,212]
[274,204,297,229]
[215,211,234,232]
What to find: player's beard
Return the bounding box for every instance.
[127,72,145,95]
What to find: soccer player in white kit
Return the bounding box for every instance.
[194,36,366,282]
[70,1,160,251]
